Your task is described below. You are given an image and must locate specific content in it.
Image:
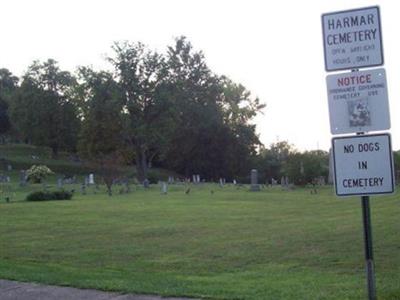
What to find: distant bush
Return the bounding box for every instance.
[147,170,169,184]
[147,172,159,184]
[26,165,54,183]
[26,190,73,201]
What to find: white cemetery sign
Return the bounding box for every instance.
[331,133,394,196]
[322,6,383,71]
[326,68,390,135]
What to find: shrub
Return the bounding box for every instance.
[26,165,54,183]
[26,190,73,201]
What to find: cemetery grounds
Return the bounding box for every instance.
[0,146,399,299]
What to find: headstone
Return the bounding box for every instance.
[57,178,63,188]
[168,176,174,184]
[192,175,197,184]
[19,170,27,187]
[285,176,289,186]
[250,169,260,191]
[219,178,224,188]
[143,178,150,189]
[81,183,86,195]
[7,164,12,171]
[233,179,237,185]
[161,182,168,194]
[124,181,131,193]
[89,173,95,185]
[281,176,285,187]
[85,176,90,186]
[196,174,200,184]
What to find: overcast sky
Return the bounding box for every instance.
[2,0,399,151]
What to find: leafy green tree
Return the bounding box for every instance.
[161,37,227,179]
[76,67,130,196]
[219,77,265,178]
[0,68,18,100]
[77,67,125,158]
[393,150,400,184]
[108,41,172,182]
[0,68,18,140]
[259,141,297,182]
[157,37,265,180]
[0,95,10,135]
[11,59,80,157]
[284,150,329,185]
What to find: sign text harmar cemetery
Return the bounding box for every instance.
[322,6,383,71]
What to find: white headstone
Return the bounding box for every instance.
[250,169,260,191]
[161,182,168,194]
[89,173,95,185]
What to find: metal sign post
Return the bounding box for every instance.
[361,195,376,300]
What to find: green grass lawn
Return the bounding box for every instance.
[0,184,399,299]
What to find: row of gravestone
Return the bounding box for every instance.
[0,174,11,183]
[4,167,329,195]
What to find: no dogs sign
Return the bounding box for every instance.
[331,133,394,196]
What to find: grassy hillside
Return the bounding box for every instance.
[0,143,176,184]
[0,183,399,300]
[0,143,88,174]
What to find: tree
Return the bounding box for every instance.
[0,68,18,100]
[162,37,227,179]
[76,67,127,196]
[393,150,400,184]
[109,41,172,182]
[284,150,329,185]
[0,95,10,137]
[259,141,297,182]
[11,59,80,157]
[0,68,18,141]
[219,77,265,178]
[77,67,125,157]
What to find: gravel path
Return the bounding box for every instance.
[0,279,201,300]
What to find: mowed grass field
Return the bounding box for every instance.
[0,184,399,299]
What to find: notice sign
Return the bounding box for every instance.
[326,68,390,135]
[332,133,394,196]
[322,6,383,71]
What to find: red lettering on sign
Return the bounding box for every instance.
[337,74,371,86]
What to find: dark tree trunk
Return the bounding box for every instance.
[51,144,59,159]
[135,147,148,183]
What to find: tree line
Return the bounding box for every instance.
[0,37,265,182]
